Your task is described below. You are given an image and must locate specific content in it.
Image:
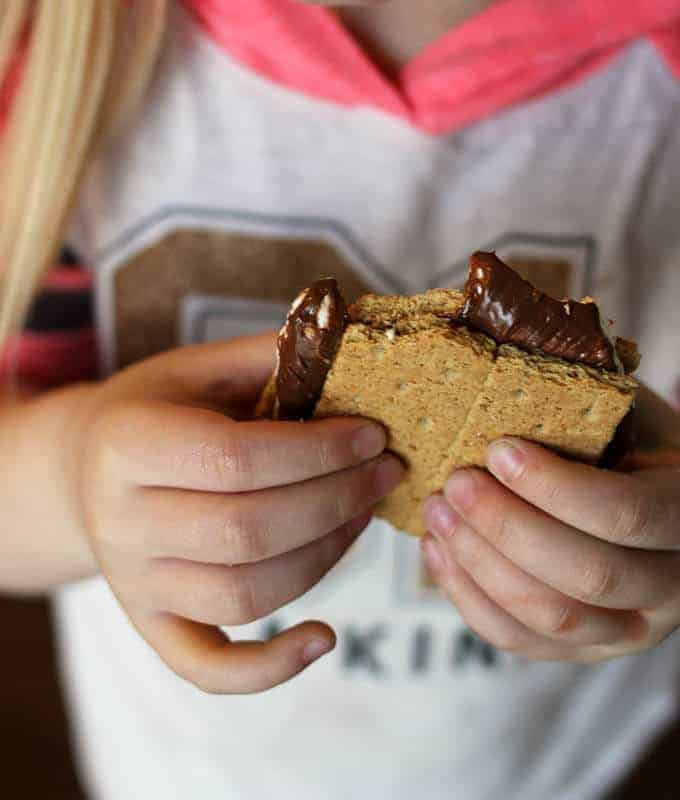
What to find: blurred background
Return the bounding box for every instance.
[2,594,85,798]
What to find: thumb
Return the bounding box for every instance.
[119,331,277,412]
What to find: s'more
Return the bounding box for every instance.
[257,252,640,536]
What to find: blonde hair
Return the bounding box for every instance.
[0,0,167,343]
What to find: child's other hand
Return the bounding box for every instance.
[70,333,404,693]
[422,439,680,663]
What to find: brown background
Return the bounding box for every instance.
[2,596,85,799]
[2,594,680,799]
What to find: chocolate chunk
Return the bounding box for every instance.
[276,278,348,421]
[461,252,618,371]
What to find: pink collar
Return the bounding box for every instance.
[183,0,680,134]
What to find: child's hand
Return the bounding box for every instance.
[422,439,680,663]
[70,333,404,693]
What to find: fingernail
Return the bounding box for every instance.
[421,535,445,574]
[423,495,461,538]
[487,440,525,481]
[375,456,405,495]
[353,424,387,460]
[301,638,333,665]
[444,471,479,513]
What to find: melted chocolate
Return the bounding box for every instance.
[461,252,618,371]
[275,278,347,421]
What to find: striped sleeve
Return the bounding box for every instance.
[0,246,98,388]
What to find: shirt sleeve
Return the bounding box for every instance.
[0,247,98,389]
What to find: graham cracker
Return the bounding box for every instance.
[315,322,496,532]
[348,288,466,327]
[255,372,278,419]
[313,291,637,536]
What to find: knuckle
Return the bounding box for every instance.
[197,431,252,492]
[580,557,622,604]
[183,511,216,556]
[612,493,657,546]
[451,528,483,572]
[220,502,268,563]
[489,513,514,551]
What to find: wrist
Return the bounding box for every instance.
[0,382,101,594]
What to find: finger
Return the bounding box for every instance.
[424,497,644,647]
[101,402,390,493]
[438,469,680,610]
[420,534,576,661]
[115,332,278,411]
[142,514,372,626]
[486,438,680,550]
[134,612,336,694]
[135,456,401,563]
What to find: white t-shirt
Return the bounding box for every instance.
[55,3,680,799]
